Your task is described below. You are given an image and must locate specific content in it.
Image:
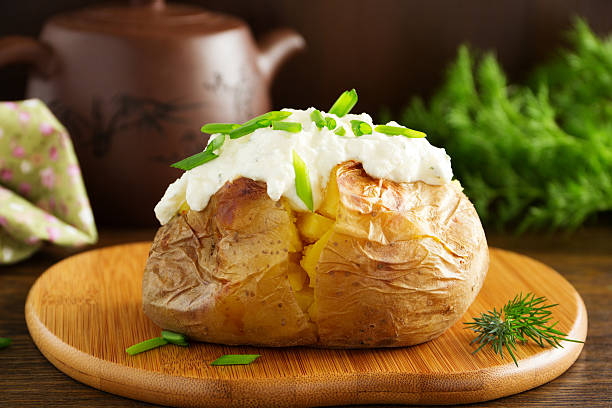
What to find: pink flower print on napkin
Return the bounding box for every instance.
[3,102,17,110]
[39,122,54,136]
[1,168,12,181]
[46,226,60,242]
[67,164,80,183]
[26,236,40,245]
[12,145,25,158]
[0,216,7,227]
[49,146,58,161]
[18,111,30,124]
[40,167,56,189]
[18,182,31,196]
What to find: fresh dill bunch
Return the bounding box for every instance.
[464,293,583,366]
[397,19,612,232]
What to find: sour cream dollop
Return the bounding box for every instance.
[155,108,453,225]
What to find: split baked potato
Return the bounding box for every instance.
[143,160,489,347]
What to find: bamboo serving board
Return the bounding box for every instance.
[25,243,587,407]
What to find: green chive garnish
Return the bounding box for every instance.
[201,123,240,134]
[334,126,346,136]
[325,117,336,130]
[310,109,326,129]
[350,120,372,137]
[242,111,291,127]
[328,89,358,117]
[0,337,11,349]
[229,120,269,139]
[161,330,189,347]
[272,121,302,133]
[211,354,261,366]
[375,125,426,138]
[126,337,168,356]
[171,134,226,170]
[292,150,314,211]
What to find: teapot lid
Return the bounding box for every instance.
[49,0,245,36]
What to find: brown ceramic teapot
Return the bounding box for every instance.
[0,0,305,226]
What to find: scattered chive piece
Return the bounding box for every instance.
[171,150,217,170]
[171,134,226,170]
[272,121,302,133]
[229,120,270,139]
[328,89,358,117]
[310,109,327,129]
[242,111,291,127]
[375,125,426,138]
[201,123,240,134]
[207,134,226,152]
[0,337,11,349]
[211,354,261,366]
[334,126,346,136]
[126,337,168,356]
[350,120,372,136]
[325,117,336,130]
[161,330,189,347]
[292,150,314,211]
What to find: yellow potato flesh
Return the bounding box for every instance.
[317,170,339,219]
[287,262,307,292]
[300,228,334,287]
[296,212,334,243]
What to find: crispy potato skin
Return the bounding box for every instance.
[316,161,488,347]
[143,161,488,348]
[143,178,317,346]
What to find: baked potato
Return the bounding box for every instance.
[143,160,489,347]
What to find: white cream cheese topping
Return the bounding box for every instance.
[155,108,453,224]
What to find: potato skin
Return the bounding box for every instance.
[143,161,488,348]
[143,178,317,346]
[315,162,489,347]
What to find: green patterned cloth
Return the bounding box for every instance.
[0,99,97,264]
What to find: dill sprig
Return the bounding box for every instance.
[464,293,583,366]
[395,19,612,232]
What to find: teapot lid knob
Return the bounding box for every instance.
[130,0,165,10]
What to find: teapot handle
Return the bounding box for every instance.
[257,28,305,84]
[0,36,55,77]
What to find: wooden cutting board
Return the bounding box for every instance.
[25,243,587,407]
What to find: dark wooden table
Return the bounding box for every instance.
[1,228,610,407]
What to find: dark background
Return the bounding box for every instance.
[1,0,612,115]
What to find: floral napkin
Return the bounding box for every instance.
[0,99,97,264]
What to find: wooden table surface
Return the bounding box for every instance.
[1,227,610,408]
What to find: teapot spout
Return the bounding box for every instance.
[257,28,305,83]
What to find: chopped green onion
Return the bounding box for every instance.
[0,337,11,349]
[350,120,372,136]
[171,134,226,170]
[292,150,314,211]
[126,337,168,356]
[328,89,358,117]
[242,111,291,127]
[201,123,240,134]
[211,354,261,366]
[325,117,336,130]
[310,109,327,129]
[229,120,270,139]
[272,121,302,133]
[334,126,346,136]
[171,150,217,170]
[161,330,189,347]
[375,125,426,138]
